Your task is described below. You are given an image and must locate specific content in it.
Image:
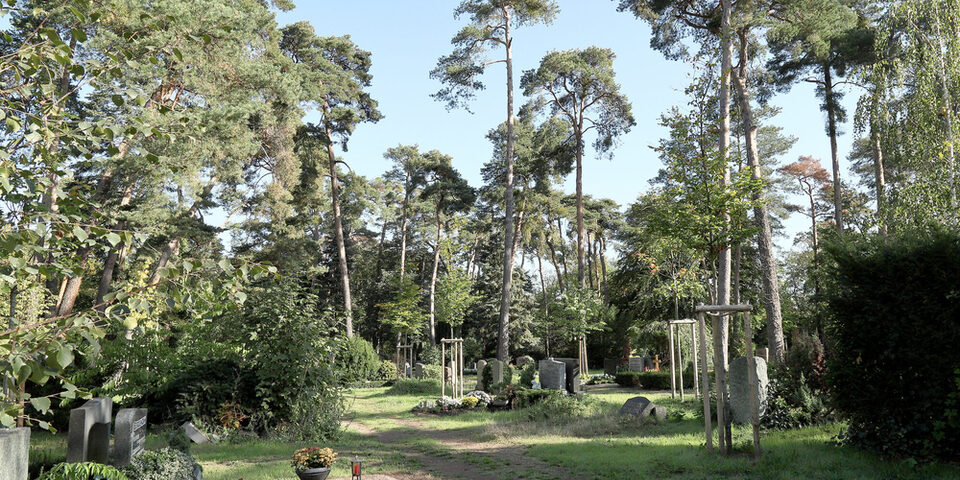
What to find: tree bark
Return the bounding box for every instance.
[871,125,887,235]
[545,212,565,293]
[323,112,353,338]
[575,138,586,289]
[428,211,442,346]
[599,235,608,303]
[586,231,595,290]
[732,35,785,363]
[536,250,550,356]
[716,0,733,364]
[496,8,516,362]
[824,66,844,232]
[96,182,136,309]
[399,171,412,280]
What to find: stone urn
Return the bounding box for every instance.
[296,467,332,480]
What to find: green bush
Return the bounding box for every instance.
[337,336,380,383]
[518,364,536,388]
[423,364,442,379]
[514,388,564,408]
[420,345,441,365]
[385,379,441,395]
[122,448,198,480]
[614,371,695,389]
[523,393,590,421]
[38,462,129,480]
[504,365,515,385]
[762,365,832,430]
[481,364,493,392]
[376,360,398,381]
[825,231,960,460]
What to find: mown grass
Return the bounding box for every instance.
[27,385,960,480]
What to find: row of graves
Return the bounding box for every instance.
[1,399,149,480]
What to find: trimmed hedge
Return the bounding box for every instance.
[825,231,960,460]
[614,369,700,389]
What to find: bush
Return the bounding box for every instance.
[481,364,493,393]
[614,370,700,389]
[518,364,537,388]
[514,388,565,408]
[376,360,398,381]
[420,345,441,365]
[825,231,960,460]
[523,393,590,421]
[337,336,380,383]
[762,365,832,430]
[122,448,198,480]
[38,463,128,480]
[423,364,442,380]
[385,379,441,395]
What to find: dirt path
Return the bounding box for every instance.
[343,413,569,480]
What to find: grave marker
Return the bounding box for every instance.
[67,398,112,463]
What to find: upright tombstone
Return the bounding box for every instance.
[475,360,487,390]
[538,359,566,391]
[413,363,426,379]
[67,398,112,464]
[114,409,147,467]
[603,358,618,376]
[0,427,30,480]
[487,359,505,386]
[729,356,769,425]
[553,358,581,393]
[755,347,769,362]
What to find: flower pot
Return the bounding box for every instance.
[296,467,332,480]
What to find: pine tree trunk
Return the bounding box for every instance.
[545,213,565,293]
[599,235,608,303]
[732,38,785,363]
[429,211,442,346]
[96,182,136,310]
[716,0,733,372]
[824,66,844,232]
[496,9,516,362]
[575,140,586,289]
[399,172,412,280]
[324,114,353,338]
[586,231,595,290]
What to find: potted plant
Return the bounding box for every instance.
[291,447,337,480]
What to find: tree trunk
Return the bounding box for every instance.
[733,244,742,304]
[428,211,442,346]
[824,66,844,232]
[575,140,586,289]
[599,235,608,303]
[496,10,516,362]
[537,250,550,356]
[809,189,820,264]
[871,123,887,235]
[586,231,595,290]
[545,213,565,293]
[732,36,785,363]
[399,172,412,280]
[716,0,733,372]
[935,14,958,216]
[323,114,353,338]
[556,217,569,280]
[148,178,215,285]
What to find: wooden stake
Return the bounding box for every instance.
[692,323,700,399]
[713,314,728,454]
[698,312,713,453]
[678,325,685,402]
[669,323,677,399]
[441,341,446,398]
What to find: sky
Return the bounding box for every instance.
[274,1,862,254]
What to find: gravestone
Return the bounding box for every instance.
[114,408,147,466]
[553,358,581,393]
[443,366,452,383]
[628,356,653,372]
[67,397,112,463]
[413,363,426,379]
[603,358,618,376]
[487,359,505,386]
[404,362,412,378]
[0,427,29,480]
[181,421,210,444]
[618,396,666,423]
[475,360,487,390]
[538,359,566,391]
[729,356,769,424]
[756,347,769,362]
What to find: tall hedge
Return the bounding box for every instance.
[825,231,960,460]
[337,336,380,383]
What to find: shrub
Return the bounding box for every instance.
[614,370,699,389]
[423,364,442,380]
[523,393,589,421]
[122,448,199,480]
[376,360,398,381]
[464,390,492,406]
[503,365,515,385]
[825,230,960,460]
[420,345,441,365]
[337,336,380,383]
[38,463,129,480]
[518,364,537,388]
[462,396,479,408]
[481,364,493,392]
[762,364,832,430]
[385,379,441,395]
[514,388,565,408]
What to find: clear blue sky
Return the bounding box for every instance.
[277,1,861,253]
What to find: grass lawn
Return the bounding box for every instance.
[28,384,960,479]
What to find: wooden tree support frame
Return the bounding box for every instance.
[668,319,699,401]
[440,338,464,399]
[396,341,414,379]
[695,304,761,458]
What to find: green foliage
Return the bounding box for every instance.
[337,336,380,383]
[503,365,515,386]
[514,388,564,409]
[122,448,198,480]
[825,230,960,460]
[553,286,608,340]
[613,371,695,390]
[167,428,192,455]
[435,269,477,329]
[481,364,494,393]
[523,393,590,421]
[420,345,441,365]
[38,462,129,480]
[385,379,442,396]
[378,278,427,336]
[376,360,399,381]
[762,364,832,430]
[518,364,537,388]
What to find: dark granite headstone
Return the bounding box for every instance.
[538,359,566,390]
[553,358,582,393]
[114,408,147,466]
[618,396,666,423]
[67,398,112,463]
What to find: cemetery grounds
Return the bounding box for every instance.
[31,378,960,480]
